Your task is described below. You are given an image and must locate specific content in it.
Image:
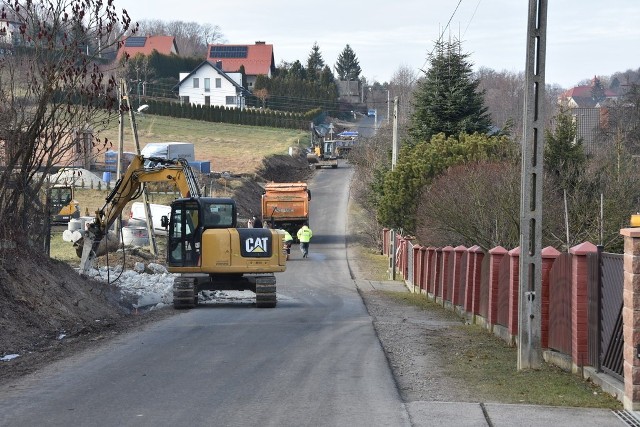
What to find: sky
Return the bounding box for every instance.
[113,0,640,89]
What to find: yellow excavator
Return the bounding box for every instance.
[76,154,286,308]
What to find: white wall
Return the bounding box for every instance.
[178,67,240,108]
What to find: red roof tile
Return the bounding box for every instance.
[116,35,178,61]
[206,42,274,76]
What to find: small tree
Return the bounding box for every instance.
[544,106,586,190]
[591,76,606,104]
[254,88,269,109]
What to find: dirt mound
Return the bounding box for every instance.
[255,149,313,183]
[0,248,132,379]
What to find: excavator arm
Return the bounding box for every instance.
[78,154,201,273]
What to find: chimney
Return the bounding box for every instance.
[255,41,265,45]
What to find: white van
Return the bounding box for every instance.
[140,142,195,168]
[128,202,172,235]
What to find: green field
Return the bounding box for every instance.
[95,114,310,174]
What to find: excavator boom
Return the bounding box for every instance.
[78,155,200,273]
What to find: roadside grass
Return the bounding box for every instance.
[382,290,623,409]
[96,115,309,174]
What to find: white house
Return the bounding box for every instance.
[175,61,246,109]
[0,17,23,55]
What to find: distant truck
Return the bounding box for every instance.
[261,182,311,241]
[140,142,195,167]
[306,140,338,169]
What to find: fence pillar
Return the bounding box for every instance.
[508,247,520,336]
[620,227,640,410]
[569,242,597,373]
[452,246,467,306]
[488,246,508,327]
[541,246,561,349]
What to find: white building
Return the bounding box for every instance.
[175,61,246,109]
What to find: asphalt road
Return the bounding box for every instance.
[0,164,411,426]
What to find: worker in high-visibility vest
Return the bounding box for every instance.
[296,222,313,258]
[281,229,294,260]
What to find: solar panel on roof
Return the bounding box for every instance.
[125,37,147,47]
[209,46,248,59]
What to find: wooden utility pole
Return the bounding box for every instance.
[116,81,125,240]
[122,79,158,255]
[518,0,548,370]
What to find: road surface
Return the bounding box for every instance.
[0,164,411,426]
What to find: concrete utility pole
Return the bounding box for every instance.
[389,96,399,281]
[518,0,547,370]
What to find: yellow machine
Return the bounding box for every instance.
[307,140,339,169]
[77,154,286,308]
[49,185,80,223]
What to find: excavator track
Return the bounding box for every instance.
[254,276,277,308]
[173,277,198,309]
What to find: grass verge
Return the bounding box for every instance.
[382,290,622,409]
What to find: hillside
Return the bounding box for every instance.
[95,115,310,175]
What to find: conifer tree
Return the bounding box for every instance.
[334,44,361,80]
[409,38,491,144]
[307,42,325,82]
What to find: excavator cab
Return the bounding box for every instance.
[167,197,237,267]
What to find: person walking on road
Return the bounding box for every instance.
[281,229,294,260]
[297,222,313,258]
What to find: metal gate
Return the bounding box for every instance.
[588,248,623,381]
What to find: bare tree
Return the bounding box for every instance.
[389,64,417,123]
[136,20,225,58]
[0,0,134,245]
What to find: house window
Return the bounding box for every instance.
[205,96,210,106]
[181,96,190,104]
[204,78,210,92]
[226,96,236,105]
[193,78,199,89]
[215,78,222,88]
[248,81,253,88]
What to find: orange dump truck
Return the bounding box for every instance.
[261,182,311,241]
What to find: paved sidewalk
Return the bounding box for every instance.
[405,401,629,426]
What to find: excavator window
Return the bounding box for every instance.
[203,201,234,228]
[168,201,201,267]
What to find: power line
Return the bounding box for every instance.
[419,0,464,74]
[463,0,483,39]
